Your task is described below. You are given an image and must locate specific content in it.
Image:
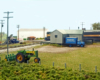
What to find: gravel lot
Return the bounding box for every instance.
[33,44,100,53]
[0,44,40,54]
[0,44,100,54]
[34,46,80,53]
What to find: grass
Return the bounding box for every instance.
[93,42,100,45]
[38,47,100,72]
[0,44,100,73]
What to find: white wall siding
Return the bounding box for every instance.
[17,29,48,40]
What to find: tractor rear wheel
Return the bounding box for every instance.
[16,53,25,63]
[34,58,40,63]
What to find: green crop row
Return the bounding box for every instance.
[0,60,100,80]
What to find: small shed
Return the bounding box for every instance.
[50,29,83,44]
[50,30,68,44]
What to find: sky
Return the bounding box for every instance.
[0,0,100,36]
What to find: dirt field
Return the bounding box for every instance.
[34,46,82,53]
[34,44,100,53]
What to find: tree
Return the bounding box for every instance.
[92,22,100,30]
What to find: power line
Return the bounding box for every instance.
[3,11,13,55]
[78,26,79,30]
[81,22,84,29]
[0,20,5,42]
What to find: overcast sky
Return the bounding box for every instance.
[0,0,100,36]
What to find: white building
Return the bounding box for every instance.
[17,28,48,40]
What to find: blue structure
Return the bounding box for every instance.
[45,32,51,41]
[83,30,100,43]
[10,39,19,43]
[45,37,50,41]
[65,37,85,47]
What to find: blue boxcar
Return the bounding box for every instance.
[65,37,85,47]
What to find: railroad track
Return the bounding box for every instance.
[0,43,41,50]
[0,40,49,50]
[0,44,41,53]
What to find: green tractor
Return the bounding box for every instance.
[5,49,40,63]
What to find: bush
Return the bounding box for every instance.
[23,38,26,40]
[0,60,100,80]
[35,38,44,40]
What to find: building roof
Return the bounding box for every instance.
[57,30,67,34]
[19,28,48,31]
[57,29,83,34]
[84,30,100,32]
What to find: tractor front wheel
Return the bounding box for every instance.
[16,53,25,63]
[34,58,40,63]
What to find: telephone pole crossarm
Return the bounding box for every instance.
[81,22,85,29]
[4,12,13,13]
[3,17,13,18]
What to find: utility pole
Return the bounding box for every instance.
[0,20,5,42]
[17,25,19,40]
[3,11,13,55]
[43,27,45,39]
[81,22,84,29]
[78,26,79,30]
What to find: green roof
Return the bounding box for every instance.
[57,29,83,34]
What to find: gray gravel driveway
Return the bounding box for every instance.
[0,44,40,54]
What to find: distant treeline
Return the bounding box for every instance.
[0,32,7,41]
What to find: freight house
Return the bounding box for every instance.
[50,29,84,44]
[17,29,48,40]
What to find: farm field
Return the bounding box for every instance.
[27,44,100,72]
[0,44,100,79]
[0,44,100,71]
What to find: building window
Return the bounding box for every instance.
[55,35,57,38]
